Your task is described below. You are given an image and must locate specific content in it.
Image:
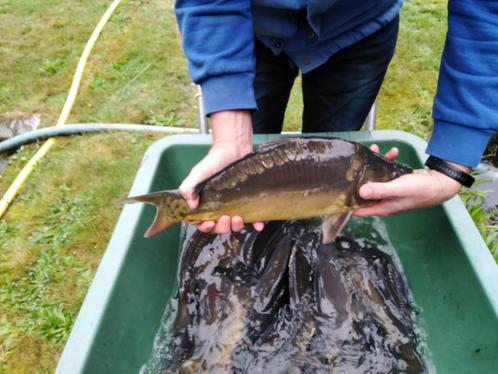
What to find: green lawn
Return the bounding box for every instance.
[0,0,494,372]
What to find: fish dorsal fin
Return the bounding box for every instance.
[321,211,352,244]
[256,137,299,153]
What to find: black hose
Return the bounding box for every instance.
[0,123,199,153]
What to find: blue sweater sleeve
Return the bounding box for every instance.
[175,0,257,115]
[427,0,498,167]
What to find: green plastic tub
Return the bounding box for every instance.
[56,131,498,374]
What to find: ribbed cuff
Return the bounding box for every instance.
[201,73,257,115]
[426,120,494,168]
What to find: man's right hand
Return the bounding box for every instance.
[179,110,265,234]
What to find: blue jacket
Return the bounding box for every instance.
[427,1,498,167]
[176,0,498,167]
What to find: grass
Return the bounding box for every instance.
[0,0,495,372]
[0,0,195,127]
[460,180,498,261]
[0,133,160,373]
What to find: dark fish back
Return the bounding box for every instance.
[199,137,364,201]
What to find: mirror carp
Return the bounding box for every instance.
[121,137,412,243]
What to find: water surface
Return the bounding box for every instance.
[141,217,431,373]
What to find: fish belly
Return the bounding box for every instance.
[185,188,357,223]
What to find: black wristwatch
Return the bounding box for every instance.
[425,156,475,188]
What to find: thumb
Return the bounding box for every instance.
[179,182,198,210]
[179,169,204,210]
[179,157,222,209]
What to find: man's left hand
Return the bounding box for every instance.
[353,145,465,216]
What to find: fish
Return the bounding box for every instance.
[147,219,428,374]
[308,236,426,373]
[121,137,412,243]
[168,228,257,373]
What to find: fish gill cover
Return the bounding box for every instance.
[140,217,432,373]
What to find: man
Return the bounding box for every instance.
[174,0,498,234]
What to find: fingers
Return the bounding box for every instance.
[355,169,463,217]
[384,147,399,161]
[196,215,232,234]
[231,216,244,232]
[214,215,231,234]
[180,140,257,232]
[252,221,265,231]
[353,201,403,217]
[359,179,406,200]
[369,144,380,153]
[179,155,221,209]
[195,216,262,234]
[369,144,399,161]
[197,220,216,233]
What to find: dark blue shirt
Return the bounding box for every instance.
[175,0,498,167]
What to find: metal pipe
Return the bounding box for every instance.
[364,100,377,131]
[196,85,209,134]
[0,123,199,154]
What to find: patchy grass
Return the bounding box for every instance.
[0,0,495,372]
[377,0,447,138]
[460,183,498,261]
[0,5,178,367]
[0,0,195,127]
[0,132,162,372]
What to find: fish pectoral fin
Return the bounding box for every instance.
[144,207,177,238]
[321,211,352,244]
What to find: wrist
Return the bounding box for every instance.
[210,110,253,156]
[445,161,471,174]
[425,156,474,187]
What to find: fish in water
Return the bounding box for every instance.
[121,137,412,243]
[141,219,428,373]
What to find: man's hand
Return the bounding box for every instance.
[179,110,264,233]
[353,145,466,216]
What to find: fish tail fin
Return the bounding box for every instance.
[118,189,178,206]
[119,190,183,237]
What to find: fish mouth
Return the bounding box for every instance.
[384,158,413,178]
[394,163,413,177]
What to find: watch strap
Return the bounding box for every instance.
[425,156,475,188]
